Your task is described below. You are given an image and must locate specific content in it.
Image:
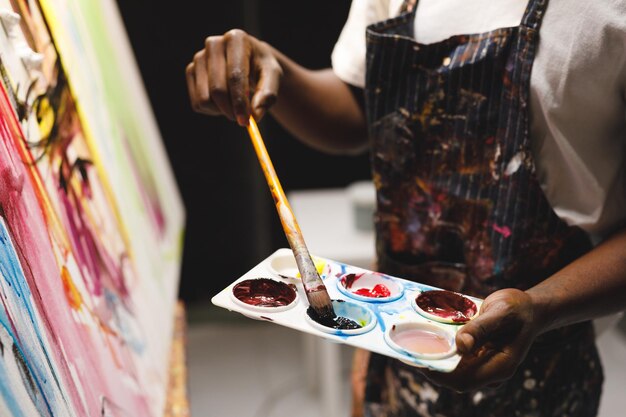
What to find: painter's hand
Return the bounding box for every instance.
[186,29,282,126]
[421,288,542,392]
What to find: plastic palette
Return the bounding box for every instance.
[211,248,483,372]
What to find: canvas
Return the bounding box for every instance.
[0,0,184,415]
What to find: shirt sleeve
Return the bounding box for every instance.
[331,0,392,88]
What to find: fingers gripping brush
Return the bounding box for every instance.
[246,116,336,320]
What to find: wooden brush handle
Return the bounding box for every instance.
[246,117,325,293]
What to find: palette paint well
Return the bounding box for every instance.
[305,299,377,336]
[306,307,361,330]
[414,290,477,323]
[337,271,404,302]
[231,278,298,311]
[212,248,484,373]
[392,328,451,354]
[385,321,456,360]
[268,252,329,282]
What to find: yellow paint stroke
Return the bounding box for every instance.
[295,259,326,279]
[37,0,134,261]
[62,264,126,370]
[60,265,82,310]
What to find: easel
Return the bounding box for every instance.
[163,302,190,417]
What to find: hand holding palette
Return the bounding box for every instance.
[212,249,483,372]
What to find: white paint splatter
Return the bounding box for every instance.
[504,152,523,176]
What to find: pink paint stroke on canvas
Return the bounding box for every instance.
[0,69,152,416]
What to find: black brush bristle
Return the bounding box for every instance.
[307,290,335,320]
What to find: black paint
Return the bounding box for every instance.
[307,302,361,330]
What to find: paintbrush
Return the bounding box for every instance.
[246,116,335,320]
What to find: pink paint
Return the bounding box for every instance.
[122,135,166,238]
[492,223,512,238]
[0,78,152,415]
[391,327,451,354]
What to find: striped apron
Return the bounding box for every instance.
[361,0,604,415]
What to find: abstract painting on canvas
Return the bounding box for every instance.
[0,0,184,415]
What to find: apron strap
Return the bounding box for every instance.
[521,0,550,31]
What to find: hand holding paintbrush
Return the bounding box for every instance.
[246,116,335,320]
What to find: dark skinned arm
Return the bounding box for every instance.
[424,227,626,392]
[185,28,626,395]
[185,29,368,155]
[528,227,626,331]
[186,29,369,415]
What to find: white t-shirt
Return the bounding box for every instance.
[332,0,626,240]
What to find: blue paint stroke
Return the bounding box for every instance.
[0,218,73,416]
[104,289,145,354]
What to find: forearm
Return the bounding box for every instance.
[527,227,626,334]
[269,46,368,155]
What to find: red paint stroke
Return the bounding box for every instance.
[354,284,391,298]
[341,273,361,289]
[306,284,329,294]
[492,223,512,238]
[122,135,166,237]
[0,67,151,416]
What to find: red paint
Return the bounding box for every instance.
[341,273,362,289]
[354,284,391,298]
[306,284,328,294]
[415,290,477,323]
[492,223,512,238]
[233,278,296,307]
[342,272,393,298]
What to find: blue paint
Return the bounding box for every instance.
[334,263,347,278]
[0,219,71,416]
[365,299,412,333]
[401,280,434,292]
[370,305,387,332]
[104,289,145,354]
[332,330,350,340]
[346,285,417,334]
[0,346,28,417]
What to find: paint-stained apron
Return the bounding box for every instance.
[361,0,604,415]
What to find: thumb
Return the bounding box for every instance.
[250,60,280,121]
[455,309,503,354]
[251,92,276,122]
